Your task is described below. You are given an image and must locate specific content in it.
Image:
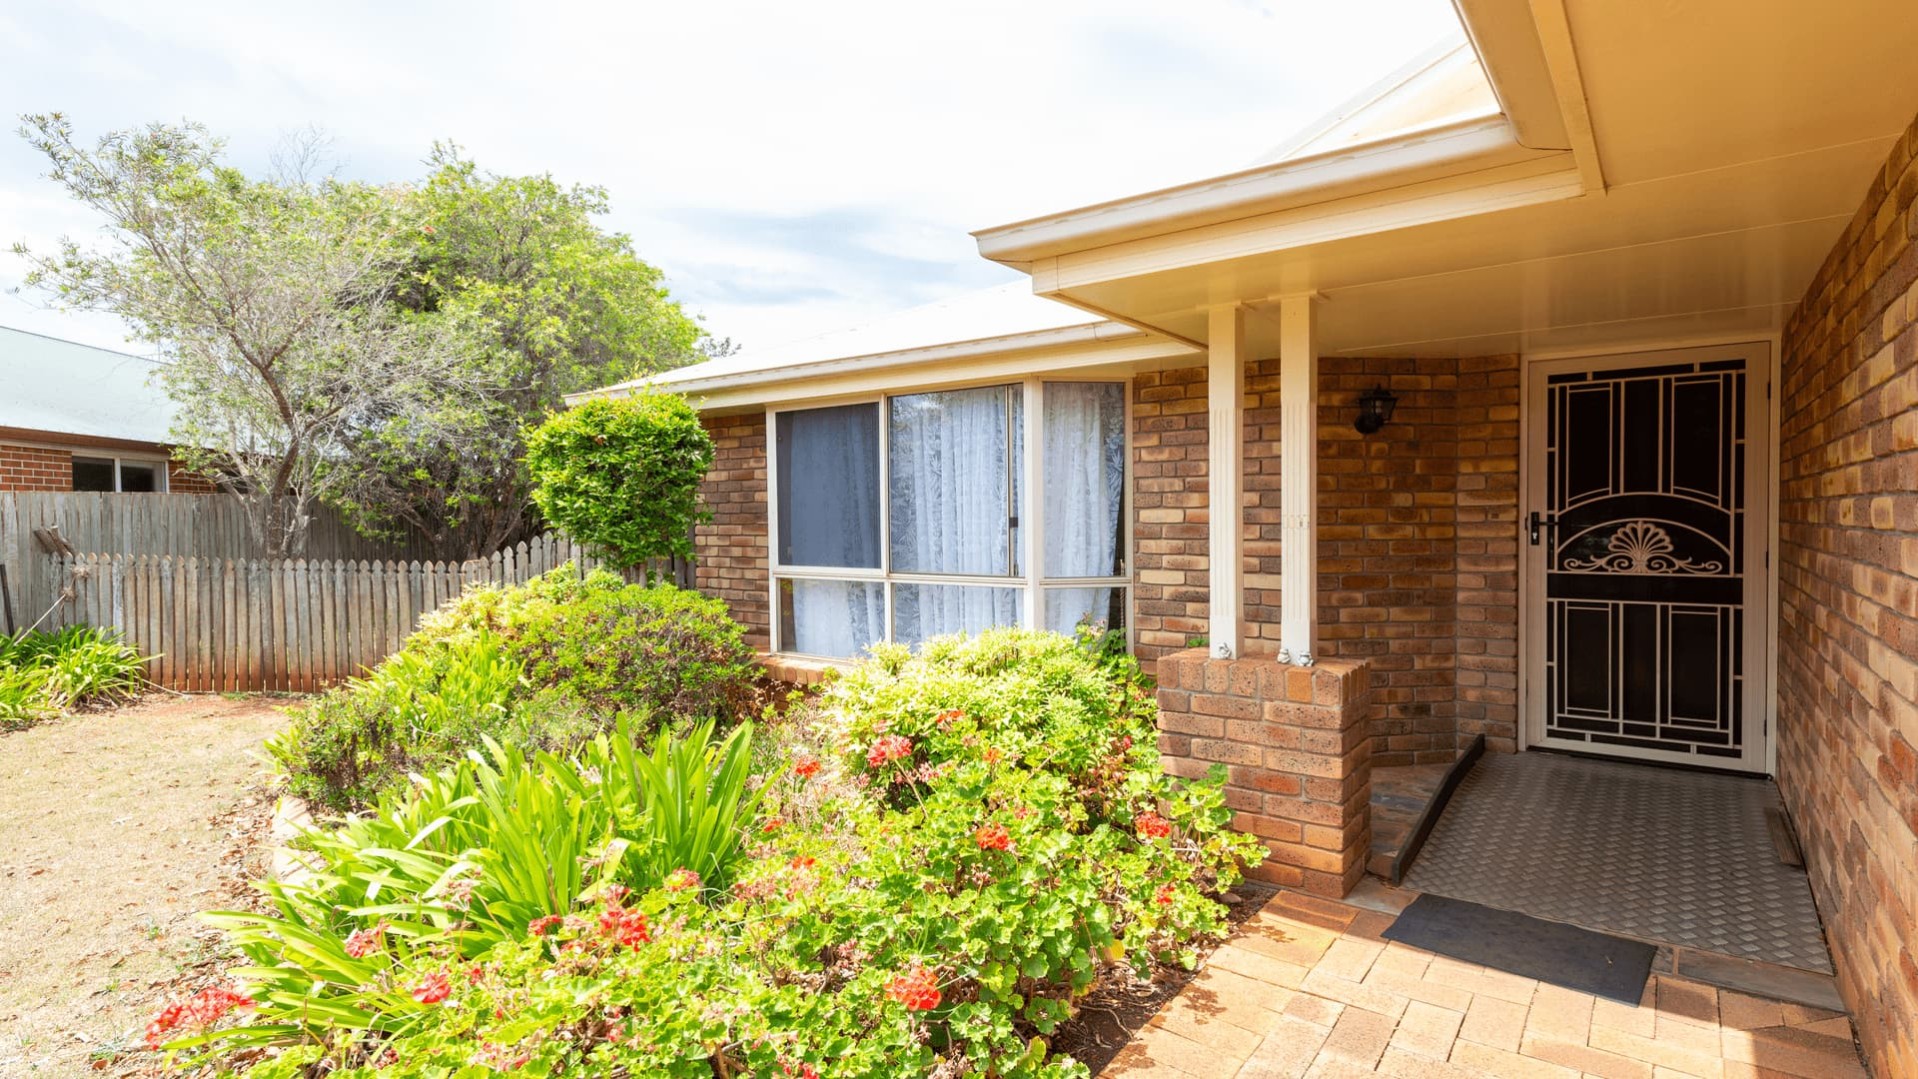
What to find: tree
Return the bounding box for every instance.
[522,392,713,573]
[13,115,474,557]
[325,146,713,558]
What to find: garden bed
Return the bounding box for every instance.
[153,569,1268,1078]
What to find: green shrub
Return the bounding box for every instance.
[523,390,714,571]
[0,625,145,729]
[272,565,758,809]
[171,630,1264,1077]
[269,628,533,809]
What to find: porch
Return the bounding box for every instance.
[1101,885,1867,1079]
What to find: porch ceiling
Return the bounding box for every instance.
[998,0,1918,359]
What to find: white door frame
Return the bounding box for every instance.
[1517,339,1776,774]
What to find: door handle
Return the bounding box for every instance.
[1528,511,1558,546]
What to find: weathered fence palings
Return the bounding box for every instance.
[37,533,687,692]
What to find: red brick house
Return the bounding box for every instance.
[580,3,1918,1071]
[0,326,215,494]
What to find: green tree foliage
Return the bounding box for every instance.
[523,392,714,571]
[13,116,473,556]
[327,146,714,558]
[17,119,716,559]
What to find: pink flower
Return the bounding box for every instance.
[343,921,386,958]
[664,868,701,892]
[865,734,913,768]
[144,984,253,1049]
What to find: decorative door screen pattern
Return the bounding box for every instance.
[1543,359,1746,759]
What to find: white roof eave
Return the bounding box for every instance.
[570,320,1165,406]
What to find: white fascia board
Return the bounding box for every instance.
[1035,150,1585,294]
[972,115,1549,265]
[568,322,1195,411]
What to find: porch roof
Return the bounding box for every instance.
[978,0,1918,359]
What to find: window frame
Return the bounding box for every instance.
[71,453,170,493]
[766,375,1132,659]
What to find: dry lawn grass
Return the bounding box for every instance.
[0,694,290,1076]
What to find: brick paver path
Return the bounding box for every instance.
[1106,890,1866,1079]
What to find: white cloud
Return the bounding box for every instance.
[0,0,1464,354]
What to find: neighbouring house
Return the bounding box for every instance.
[0,325,215,494]
[578,2,1918,1072]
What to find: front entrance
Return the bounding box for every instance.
[1522,343,1771,773]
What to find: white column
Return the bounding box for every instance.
[1278,294,1319,664]
[1207,305,1245,659]
[1021,378,1043,631]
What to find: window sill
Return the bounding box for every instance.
[757,652,848,687]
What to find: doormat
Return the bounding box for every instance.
[1382,893,1655,1003]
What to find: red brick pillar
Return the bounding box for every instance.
[1154,649,1372,897]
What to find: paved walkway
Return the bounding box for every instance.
[1106,890,1866,1079]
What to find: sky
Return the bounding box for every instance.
[0,0,1464,358]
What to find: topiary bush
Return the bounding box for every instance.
[167,629,1266,1077]
[272,565,758,809]
[523,390,714,572]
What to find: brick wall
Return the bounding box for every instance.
[1132,367,1213,659]
[1317,357,1461,764]
[0,443,73,491]
[1156,651,1372,896]
[166,460,220,495]
[694,413,771,649]
[1131,357,1521,762]
[1776,113,1918,1079]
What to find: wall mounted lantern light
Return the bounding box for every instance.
[1353,384,1398,435]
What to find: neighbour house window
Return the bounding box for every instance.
[771,380,1128,659]
[71,455,167,493]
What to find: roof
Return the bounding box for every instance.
[588,281,1110,398]
[0,326,178,444]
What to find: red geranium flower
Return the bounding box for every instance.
[1136,812,1173,839]
[793,753,822,779]
[865,734,913,768]
[411,972,452,1005]
[1155,883,1176,906]
[762,815,786,833]
[599,907,652,949]
[934,708,967,728]
[974,822,1012,851]
[885,964,942,1011]
[982,746,1003,765]
[665,867,701,892]
[528,915,564,937]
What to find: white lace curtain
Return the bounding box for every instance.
[890,386,1019,644]
[1042,382,1126,634]
[779,382,1125,657]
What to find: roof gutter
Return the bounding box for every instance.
[973,114,1556,267]
[567,320,1179,406]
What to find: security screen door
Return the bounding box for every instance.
[1523,344,1770,773]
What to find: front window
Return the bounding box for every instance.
[771,380,1128,659]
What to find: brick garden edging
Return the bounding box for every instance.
[1154,650,1372,897]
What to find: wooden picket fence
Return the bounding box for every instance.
[1,491,442,630]
[38,532,689,692]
